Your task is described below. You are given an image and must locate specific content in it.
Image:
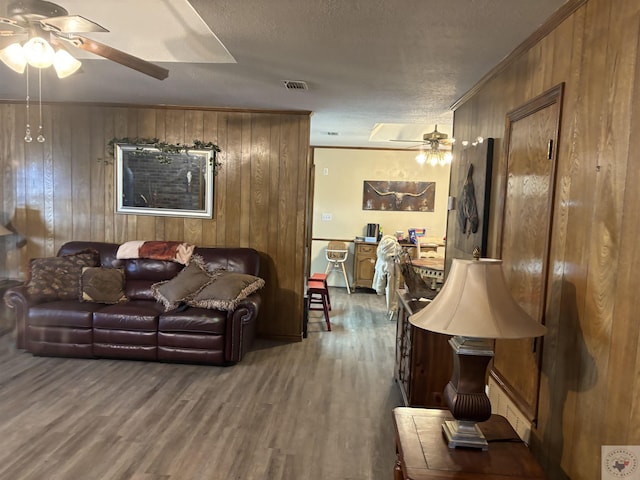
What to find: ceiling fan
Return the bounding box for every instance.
[390,125,454,166]
[389,124,454,151]
[0,0,169,79]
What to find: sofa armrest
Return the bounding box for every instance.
[3,285,34,349]
[225,292,262,364]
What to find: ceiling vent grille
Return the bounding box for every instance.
[282,80,308,90]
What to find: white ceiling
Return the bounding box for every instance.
[0,0,567,148]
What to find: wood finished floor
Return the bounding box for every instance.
[0,288,403,480]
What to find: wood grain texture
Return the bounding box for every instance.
[393,408,546,479]
[0,288,402,480]
[493,94,560,422]
[449,0,639,478]
[0,103,310,340]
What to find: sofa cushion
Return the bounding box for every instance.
[26,250,100,302]
[93,300,164,331]
[28,300,103,328]
[159,307,227,334]
[124,259,183,301]
[186,271,265,311]
[80,267,127,304]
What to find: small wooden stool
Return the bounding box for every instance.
[309,272,331,310]
[307,280,331,331]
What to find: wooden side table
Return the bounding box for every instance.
[392,407,546,479]
[353,241,377,289]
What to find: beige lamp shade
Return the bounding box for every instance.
[409,258,547,339]
[0,224,12,236]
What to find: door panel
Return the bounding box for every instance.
[492,84,563,422]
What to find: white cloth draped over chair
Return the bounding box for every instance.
[372,235,402,316]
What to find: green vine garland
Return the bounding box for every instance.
[104,137,223,175]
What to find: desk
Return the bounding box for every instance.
[393,408,546,479]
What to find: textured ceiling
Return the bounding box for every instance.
[0,0,567,148]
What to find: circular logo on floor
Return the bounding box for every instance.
[604,448,638,477]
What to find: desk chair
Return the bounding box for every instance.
[324,241,350,294]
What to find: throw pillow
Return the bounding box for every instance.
[151,255,212,311]
[26,250,100,302]
[187,271,265,311]
[80,267,127,304]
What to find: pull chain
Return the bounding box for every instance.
[24,66,32,143]
[36,68,45,143]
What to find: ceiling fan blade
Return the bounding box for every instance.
[389,139,424,143]
[0,17,27,35]
[62,34,169,80]
[0,35,21,49]
[41,15,108,33]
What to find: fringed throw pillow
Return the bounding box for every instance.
[151,255,211,311]
[186,271,265,311]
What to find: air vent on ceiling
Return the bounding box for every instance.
[282,80,309,90]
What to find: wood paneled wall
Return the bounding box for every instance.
[451,0,640,478]
[0,103,311,341]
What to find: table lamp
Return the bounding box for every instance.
[409,255,546,450]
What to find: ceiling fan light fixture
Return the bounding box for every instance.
[23,36,55,68]
[53,48,81,78]
[417,148,452,167]
[0,42,27,73]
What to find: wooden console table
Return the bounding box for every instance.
[392,408,546,479]
[395,290,451,407]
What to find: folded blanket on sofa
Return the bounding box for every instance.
[116,240,195,265]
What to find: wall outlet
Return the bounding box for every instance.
[323,167,329,176]
[321,213,332,221]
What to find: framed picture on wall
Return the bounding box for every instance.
[444,138,494,271]
[362,180,435,212]
[115,144,214,218]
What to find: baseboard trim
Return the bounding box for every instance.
[488,377,533,444]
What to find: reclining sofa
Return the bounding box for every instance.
[4,241,263,366]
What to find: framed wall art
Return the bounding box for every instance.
[115,144,214,218]
[362,180,435,212]
[444,138,494,272]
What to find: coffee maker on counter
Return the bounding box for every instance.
[366,223,381,241]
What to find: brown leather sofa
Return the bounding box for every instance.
[4,241,262,366]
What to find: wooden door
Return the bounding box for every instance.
[491,84,563,423]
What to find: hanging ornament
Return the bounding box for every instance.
[36,68,45,143]
[24,67,32,143]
